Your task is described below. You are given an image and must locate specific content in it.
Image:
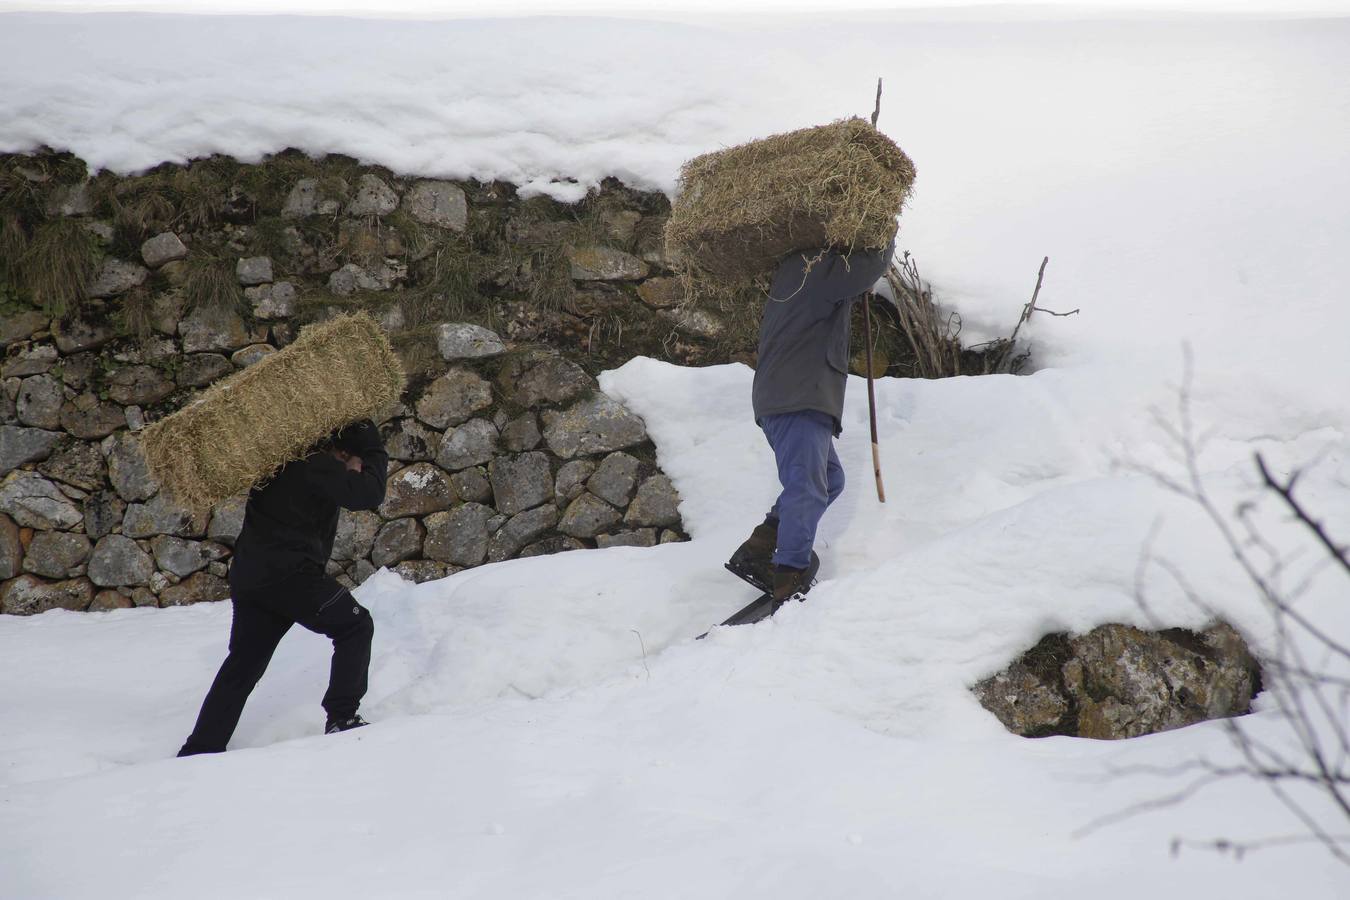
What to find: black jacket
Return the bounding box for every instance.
[228,419,388,593]
[752,240,894,435]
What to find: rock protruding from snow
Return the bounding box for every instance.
[973,624,1262,740]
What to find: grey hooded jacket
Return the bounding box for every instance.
[751,239,894,435]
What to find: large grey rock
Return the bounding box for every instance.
[0,514,20,579]
[519,536,586,558]
[150,293,186,335]
[176,353,233,388]
[635,277,684,310]
[180,307,252,353]
[231,344,276,368]
[54,319,117,357]
[487,505,559,563]
[332,510,381,561]
[587,452,640,507]
[424,503,493,567]
[1,311,49,349]
[122,493,208,539]
[54,353,93,391]
[328,263,389,296]
[207,495,247,545]
[489,452,553,516]
[90,589,134,611]
[1,425,62,472]
[105,432,158,502]
[596,529,658,549]
[558,493,622,538]
[106,365,176,406]
[282,178,324,218]
[235,256,274,286]
[88,534,155,587]
[500,413,541,453]
[83,491,126,540]
[2,343,59,378]
[625,474,681,527]
[21,531,92,579]
[0,574,93,615]
[245,281,298,320]
[0,471,82,529]
[507,355,594,409]
[381,418,438,462]
[45,182,94,217]
[346,174,399,217]
[372,518,424,568]
[60,394,125,439]
[87,259,149,298]
[38,440,105,492]
[404,181,468,231]
[554,459,595,505]
[542,394,648,459]
[436,418,499,471]
[392,560,449,585]
[973,624,1262,741]
[379,463,456,518]
[150,536,227,578]
[436,323,505,361]
[159,572,230,606]
[566,245,648,281]
[414,369,493,430]
[449,467,492,504]
[660,307,724,340]
[16,374,62,429]
[140,232,188,268]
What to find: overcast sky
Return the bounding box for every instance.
[4,1,1349,18]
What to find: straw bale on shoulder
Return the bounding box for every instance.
[142,311,406,511]
[664,118,916,288]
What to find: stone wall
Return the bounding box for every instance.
[1,151,701,615]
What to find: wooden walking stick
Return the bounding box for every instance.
[865,75,886,503]
[863,293,885,503]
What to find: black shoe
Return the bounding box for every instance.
[772,554,820,604]
[325,715,370,735]
[727,516,778,592]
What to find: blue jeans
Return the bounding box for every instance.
[761,410,845,569]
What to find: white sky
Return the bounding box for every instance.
[4,0,1349,18]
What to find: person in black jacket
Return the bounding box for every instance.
[728,239,894,605]
[177,418,389,756]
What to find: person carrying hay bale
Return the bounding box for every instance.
[178,418,389,756]
[726,237,896,608]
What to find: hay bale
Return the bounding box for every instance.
[664,118,916,287]
[143,311,406,510]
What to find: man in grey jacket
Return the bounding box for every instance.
[729,238,895,603]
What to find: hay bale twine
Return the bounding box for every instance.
[142,311,406,510]
[664,118,916,288]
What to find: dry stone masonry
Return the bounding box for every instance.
[2,152,699,614]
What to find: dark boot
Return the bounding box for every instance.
[772,552,820,604]
[325,714,370,735]
[727,516,779,591]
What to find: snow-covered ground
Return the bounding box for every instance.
[2,6,1349,898]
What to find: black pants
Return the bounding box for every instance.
[179,573,373,756]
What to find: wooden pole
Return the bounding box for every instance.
[863,293,885,503]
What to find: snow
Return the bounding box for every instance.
[2,5,1350,898]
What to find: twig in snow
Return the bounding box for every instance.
[631,629,650,680]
